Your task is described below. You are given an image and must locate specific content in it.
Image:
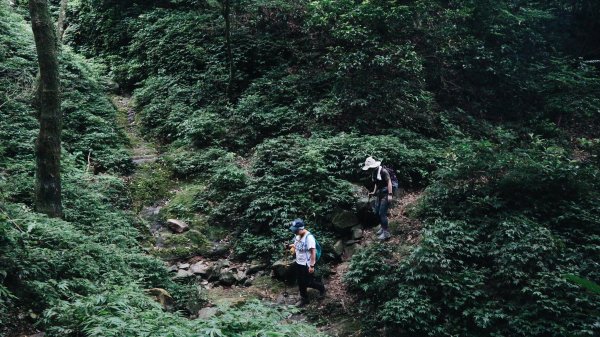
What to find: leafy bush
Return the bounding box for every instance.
[345,137,600,336]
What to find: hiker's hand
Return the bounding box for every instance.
[309,266,315,274]
[387,195,392,202]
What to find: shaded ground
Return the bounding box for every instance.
[111,95,159,164]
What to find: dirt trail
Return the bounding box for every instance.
[311,191,424,336]
[111,95,159,164]
[111,92,425,335]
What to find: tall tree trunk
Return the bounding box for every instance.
[56,0,68,42]
[222,0,233,100]
[29,0,63,218]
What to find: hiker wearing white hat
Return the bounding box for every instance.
[362,156,398,240]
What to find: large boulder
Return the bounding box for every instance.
[351,226,364,240]
[356,197,379,227]
[166,219,189,233]
[272,259,293,280]
[174,269,194,279]
[190,262,211,276]
[207,242,230,258]
[247,261,267,275]
[218,271,236,286]
[331,209,359,230]
[333,239,345,257]
[145,288,174,310]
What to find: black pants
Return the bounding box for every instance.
[294,262,325,302]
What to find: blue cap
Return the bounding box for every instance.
[288,218,305,233]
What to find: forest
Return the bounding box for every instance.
[1,0,599,336]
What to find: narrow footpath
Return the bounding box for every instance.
[111,95,424,336]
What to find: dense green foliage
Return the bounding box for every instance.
[344,135,600,336]
[0,3,324,336]
[2,0,599,336]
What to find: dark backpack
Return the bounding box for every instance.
[382,165,399,189]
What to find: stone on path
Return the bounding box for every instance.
[351,226,363,240]
[272,259,292,280]
[174,269,194,279]
[167,219,189,233]
[333,239,345,257]
[190,262,211,276]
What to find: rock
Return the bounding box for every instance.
[145,288,174,310]
[333,239,345,257]
[234,270,247,283]
[166,219,189,233]
[28,333,45,337]
[168,264,178,272]
[331,209,359,230]
[272,259,292,280]
[174,269,194,279]
[190,262,211,276]
[345,239,358,245]
[197,306,219,320]
[243,278,253,287]
[356,194,379,227]
[351,226,363,240]
[344,244,358,259]
[208,242,230,258]
[178,263,190,269]
[247,261,267,275]
[219,271,236,286]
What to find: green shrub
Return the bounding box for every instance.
[346,137,600,336]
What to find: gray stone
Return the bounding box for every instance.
[174,269,193,279]
[167,219,189,233]
[197,307,219,320]
[190,262,211,276]
[331,209,359,229]
[234,270,247,283]
[247,261,267,274]
[351,227,364,240]
[178,263,190,269]
[344,244,358,259]
[208,242,230,258]
[345,239,358,245]
[219,271,236,286]
[333,239,345,257]
[243,278,253,287]
[272,259,292,280]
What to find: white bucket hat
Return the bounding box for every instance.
[362,156,381,170]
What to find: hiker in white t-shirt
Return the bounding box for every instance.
[288,218,325,307]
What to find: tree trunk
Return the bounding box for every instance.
[222,0,233,100]
[56,0,68,42]
[29,0,63,218]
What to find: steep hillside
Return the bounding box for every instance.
[0,3,325,336]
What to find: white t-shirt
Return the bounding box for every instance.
[294,232,316,266]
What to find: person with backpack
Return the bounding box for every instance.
[287,218,325,307]
[363,156,399,240]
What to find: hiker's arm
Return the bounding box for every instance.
[309,248,316,272]
[370,184,377,196]
[387,178,393,201]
